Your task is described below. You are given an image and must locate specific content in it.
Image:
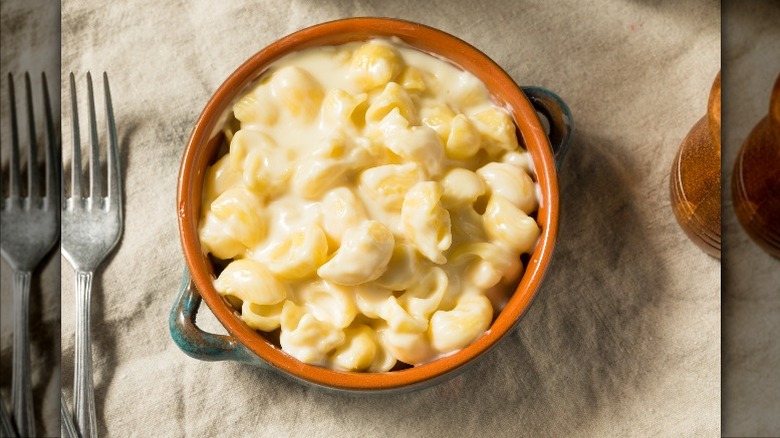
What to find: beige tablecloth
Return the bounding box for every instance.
[54,1,720,436]
[721,2,780,436]
[57,0,725,436]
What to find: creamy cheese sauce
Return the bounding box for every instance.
[199,39,541,372]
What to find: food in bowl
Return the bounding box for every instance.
[198,39,541,372]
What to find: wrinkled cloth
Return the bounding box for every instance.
[57,0,721,436]
[721,2,780,437]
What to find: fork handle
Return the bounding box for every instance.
[61,391,79,438]
[1,394,17,437]
[74,271,98,438]
[11,270,34,437]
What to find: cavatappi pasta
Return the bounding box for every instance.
[200,39,541,372]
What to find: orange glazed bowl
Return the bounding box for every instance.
[170,17,573,393]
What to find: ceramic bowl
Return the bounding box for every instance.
[170,17,574,393]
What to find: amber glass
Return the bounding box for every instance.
[670,72,722,258]
[732,73,780,258]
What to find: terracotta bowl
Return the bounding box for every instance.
[170,17,574,393]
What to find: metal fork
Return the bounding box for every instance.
[0,73,59,438]
[62,72,123,438]
[1,398,17,437]
[60,391,79,438]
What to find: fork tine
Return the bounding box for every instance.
[24,73,40,199]
[70,72,82,199]
[87,72,101,200]
[9,74,21,199]
[41,72,58,201]
[104,72,121,207]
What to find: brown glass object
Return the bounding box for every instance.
[732,73,780,258]
[670,72,721,258]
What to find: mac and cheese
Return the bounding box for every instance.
[200,39,541,372]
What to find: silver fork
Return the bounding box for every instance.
[1,398,17,437]
[62,72,122,438]
[0,72,59,438]
[60,391,79,438]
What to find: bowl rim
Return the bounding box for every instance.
[177,17,559,390]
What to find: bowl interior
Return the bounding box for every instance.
[177,17,559,390]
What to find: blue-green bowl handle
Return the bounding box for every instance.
[521,86,574,170]
[169,267,262,365]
